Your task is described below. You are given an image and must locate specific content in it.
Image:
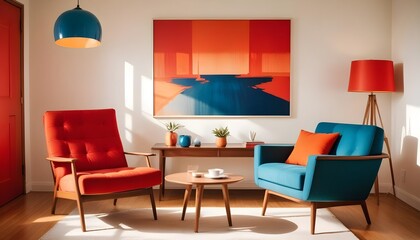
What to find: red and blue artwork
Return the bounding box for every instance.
[153,20,290,116]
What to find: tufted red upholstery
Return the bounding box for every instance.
[59,167,161,194]
[44,109,161,194]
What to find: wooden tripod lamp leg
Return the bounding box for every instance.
[373,95,397,197]
[384,137,396,195]
[364,94,397,205]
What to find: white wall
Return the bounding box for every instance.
[391,0,420,210]
[27,0,394,191]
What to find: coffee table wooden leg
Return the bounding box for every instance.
[181,185,192,220]
[158,153,165,201]
[221,184,232,226]
[195,184,204,233]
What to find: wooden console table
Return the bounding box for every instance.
[151,143,254,200]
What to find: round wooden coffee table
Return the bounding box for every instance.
[165,172,244,232]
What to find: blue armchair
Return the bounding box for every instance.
[254,122,387,234]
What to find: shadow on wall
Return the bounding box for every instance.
[398,62,420,168]
[400,135,418,167]
[394,63,404,93]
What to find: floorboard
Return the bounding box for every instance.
[0,190,419,240]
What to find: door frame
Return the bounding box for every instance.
[4,0,25,194]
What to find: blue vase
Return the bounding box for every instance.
[179,135,191,147]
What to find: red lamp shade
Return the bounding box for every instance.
[348,60,395,92]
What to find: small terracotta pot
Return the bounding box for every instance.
[215,137,227,147]
[165,131,178,146]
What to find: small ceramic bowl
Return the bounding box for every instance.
[192,172,204,178]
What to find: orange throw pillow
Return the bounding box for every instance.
[286,130,340,166]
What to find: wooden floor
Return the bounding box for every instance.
[0,190,419,240]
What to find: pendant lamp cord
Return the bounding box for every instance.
[77,0,80,8]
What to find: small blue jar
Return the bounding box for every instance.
[178,135,191,147]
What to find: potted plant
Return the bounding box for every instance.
[212,126,230,147]
[164,122,183,146]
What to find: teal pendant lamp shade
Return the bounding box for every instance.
[54,1,102,48]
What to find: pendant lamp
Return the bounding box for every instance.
[54,0,102,48]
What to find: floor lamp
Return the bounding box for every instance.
[348,59,396,205]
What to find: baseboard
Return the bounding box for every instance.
[31,181,54,192]
[25,182,32,193]
[378,182,394,194]
[373,182,420,211]
[395,186,420,211]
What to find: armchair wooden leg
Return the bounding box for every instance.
[149,188,158,220]
[113,199,118,206]
[76,198,87,232]
[361,201,371,224]
[51,191,58,214]
[311,203,317,235]
[262,190,270,216]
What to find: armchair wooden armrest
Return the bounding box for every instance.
[46,156,77,163]
[315,153,388,161]
[124,151,156,167]
[124,151,156,157]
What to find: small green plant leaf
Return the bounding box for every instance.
[212,126,230,137]
[164,122,183,132]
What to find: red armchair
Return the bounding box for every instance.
[43,109,161,232]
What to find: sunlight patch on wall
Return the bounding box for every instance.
[124,112,133,143]
[141,75,153,115]
[124,61,134,143]
[125,62,134,111]
[405,104,420,166]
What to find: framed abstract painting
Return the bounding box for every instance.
[153,19,291,117]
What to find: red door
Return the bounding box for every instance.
[0,0,24,206]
